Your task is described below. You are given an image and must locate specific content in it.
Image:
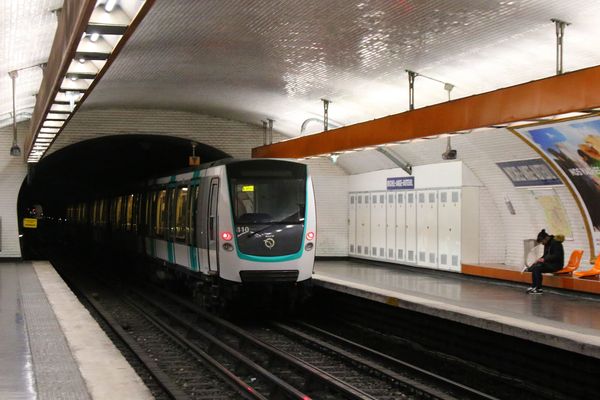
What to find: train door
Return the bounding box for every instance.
[348,194,356,255]
[207,178,220,272]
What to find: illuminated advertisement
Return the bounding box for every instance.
[515,116,600,257]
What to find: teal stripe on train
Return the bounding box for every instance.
[189,246,199,271]
[167,241,174,264]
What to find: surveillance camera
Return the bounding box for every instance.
[442,149,457,160]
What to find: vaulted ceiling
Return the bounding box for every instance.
[4,0,600,140]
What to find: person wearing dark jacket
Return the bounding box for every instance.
[525,229,565,294]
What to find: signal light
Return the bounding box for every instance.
[306,231,315,240]
[221,232,233,241]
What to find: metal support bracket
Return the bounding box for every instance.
[406,70,417,110]
[321,98,331,131]
[551,18,570,75]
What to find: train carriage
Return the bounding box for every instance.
[67,158,316,309]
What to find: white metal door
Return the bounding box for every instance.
[356,193,371,256]
[395,192,406,262]
[405,191,417,264]
[370,192,386,259]
[438,189,461,271]
[348,194,356,255]
[386,192,396,260]
[417,190,438,268]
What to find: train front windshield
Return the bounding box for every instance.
[228,161,306,225]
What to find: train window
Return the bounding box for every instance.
[188,185,199,246]
[173,186,189,243]
[132,194,140,232]
[125,194,134,231]
[144,192,154,234]
[98,200,105,226]
[154,189,168,238]
[229,177,306,224]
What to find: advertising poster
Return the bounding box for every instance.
[515,116,600,257]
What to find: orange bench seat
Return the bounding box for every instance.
[574,255,600,278]
[554,250,584,275]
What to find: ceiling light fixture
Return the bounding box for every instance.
[104,0,118,13]
[26,0,154,163]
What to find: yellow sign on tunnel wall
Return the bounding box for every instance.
[242,185,255,192]
[23,218,37,229]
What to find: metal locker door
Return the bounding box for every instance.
[370,192,386,259]
[395,192,406,262]
[405,191,417,264]
[438,190,451,270]
[348,194,356,254]
[417,190,438,268]
[448,190,462,271]
[386,192,396,260]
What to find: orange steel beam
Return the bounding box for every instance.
[252,64,600,158]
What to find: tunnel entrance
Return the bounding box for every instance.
[17,134,231,259]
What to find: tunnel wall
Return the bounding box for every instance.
[0,121,29,258]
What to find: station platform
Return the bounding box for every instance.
[0,261,152,400]
[313,258,600,360]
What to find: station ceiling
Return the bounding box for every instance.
[4,0,600,140]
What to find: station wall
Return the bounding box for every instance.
[0,121,29,258]
[337,128,589,268]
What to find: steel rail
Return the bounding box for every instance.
[56,271,191,400]
[130,288,315,400]
[143,284,380,400]
[276,321,500,400]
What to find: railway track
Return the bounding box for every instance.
[134,283,497,400]
[59,259,498,400]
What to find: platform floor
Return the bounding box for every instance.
[0,262,153,400]
[313,259,600,360]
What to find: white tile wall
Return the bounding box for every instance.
[50,109,265,159]
[303,159,349,256]
[0,122,29,258]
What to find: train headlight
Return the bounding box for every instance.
[304,242,314,251]
[306,231,315,241]
[222,243,234,252]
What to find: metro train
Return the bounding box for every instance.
[65,158,316,309]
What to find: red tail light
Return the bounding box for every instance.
[306,231,315,240]
[221,232,233,241]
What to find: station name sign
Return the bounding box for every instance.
[496,159,561,187]
[386,176,414,190]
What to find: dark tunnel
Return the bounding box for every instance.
[17,134,231,259]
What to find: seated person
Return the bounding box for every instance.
[523,229,564,294]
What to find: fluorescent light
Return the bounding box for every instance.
[43,120,64,127]
[89,32,100,42]
[40,128,60,133]
[104,0,118,13]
